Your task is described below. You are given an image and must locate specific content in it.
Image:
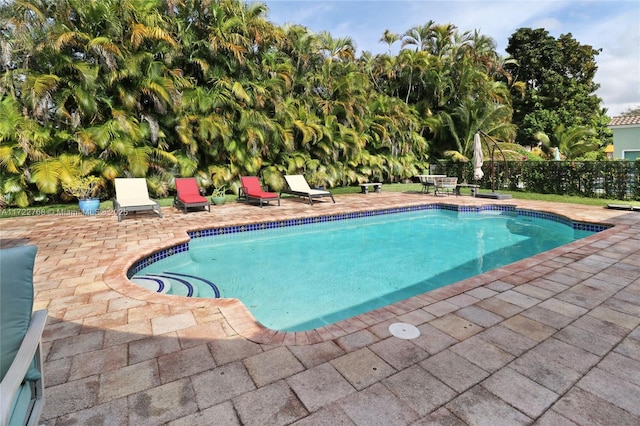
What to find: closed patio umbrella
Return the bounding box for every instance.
[473,132,484,180]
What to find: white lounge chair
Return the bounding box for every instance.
[434,177,458,196]
[113,178,163,221]
[280,175,335,205]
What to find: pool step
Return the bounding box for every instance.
[131,272,220,298]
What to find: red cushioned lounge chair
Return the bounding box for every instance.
[239,176,280,207]
[173,178,211,213]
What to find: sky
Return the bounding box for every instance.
[260,0,640,117]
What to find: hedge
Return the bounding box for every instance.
[432,160,640,201]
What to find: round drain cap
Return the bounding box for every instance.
[389,323,420,339]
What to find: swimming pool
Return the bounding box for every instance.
[129,204,604,331]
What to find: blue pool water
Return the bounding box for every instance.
[132,208,598,331]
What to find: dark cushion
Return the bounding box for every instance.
[0,245,38,382]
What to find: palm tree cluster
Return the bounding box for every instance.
[2,0,521,206]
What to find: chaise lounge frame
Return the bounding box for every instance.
[280,175,335,205]
[238,176,280,207]
[173,177,211,213]
[113,178,163,222]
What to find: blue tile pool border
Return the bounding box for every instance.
[127,203,610,278]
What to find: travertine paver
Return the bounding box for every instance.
[338,383,419,425]
[3,192,640,424]
[538,297,589,318]
[501,314,557,341]
[330,347,396,391]
[549,387,640,425]
[415,407,467,425]
[589,305,640,329]
[382,365,457,416]
[599,351,640,387]
[495,289,541,308]
[420,350,489,393]
[555,324,622,356]
[68,344,128,380]
[287,362,356,412]
[446,386,532,425]
[533,338,600,373]
[576,368,640,416]
[128,334,182,364]
[413,323,458,354]
[290,405,355,425]
[519,305,574,329]
[157,344,216,383]
[47,330,105,360]
[512,282,556,300]
[97,359,160,403]
[422,300,459,317]
[510,350,583,394]
[335,329,379,351]
[44,376,101,420]
[475,296,524,317]
[429,313,483,340]
[167,401,240,426]
[54,398,129,425]
[482,367,559,418]
[369,336,429,370]
[288,341,346,368]
[477,325,538,356]
[449,336,514,373]
[233,380,309,426]
[128,378,198,424]
[454,304,504,328]
[242,346,305,387]
[190,362,256,409]
[207,335,263,365]
[616,333,640,362]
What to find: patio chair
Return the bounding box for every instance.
[418,175,445,194]
[238,176,280,207]
[1,245,47,426]
[173,178,210,213]
[281,175,335,205]
[113,178,163,222]
[434,177,458,196]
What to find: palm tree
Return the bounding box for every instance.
[379,29,400,56]
[534,125,598,160]
[401,21,436,52]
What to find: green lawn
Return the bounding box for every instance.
[0,183,632,219]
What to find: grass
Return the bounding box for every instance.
[0,183,635,219]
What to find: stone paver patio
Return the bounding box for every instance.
[1,190,639,425]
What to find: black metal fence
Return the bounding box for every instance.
[431,160,640,201]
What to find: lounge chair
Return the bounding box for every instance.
[1,245,47,426]
[238,176,280,207]
[113,178,163,222]
[606,204,640,211]
[281,175,335,205]
[173,178,211,213]
[434,177,458,196]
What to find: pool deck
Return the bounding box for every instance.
[2,190,640,425]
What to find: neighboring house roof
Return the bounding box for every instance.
[608,115,640,126]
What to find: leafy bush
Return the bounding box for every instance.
[431,160,639,200]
